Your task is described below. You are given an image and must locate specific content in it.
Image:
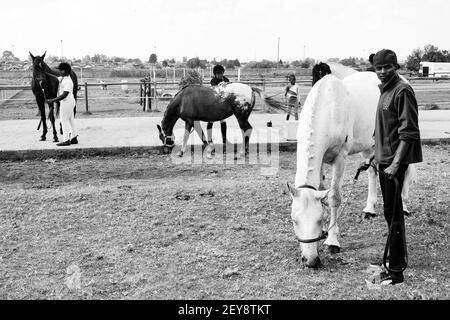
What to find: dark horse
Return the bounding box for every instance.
[30,52,78,142]
[156,83,278,157]
[312,62,332,86]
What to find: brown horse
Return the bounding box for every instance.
[30,52,78,141]
[156,83,280,157]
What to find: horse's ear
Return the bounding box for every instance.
[156,124,162,134]
[313,189,329,201]
[29,52,35,60]
[42,51,46,60]
[287,182,299,198]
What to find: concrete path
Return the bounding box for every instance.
[0,110,449,160]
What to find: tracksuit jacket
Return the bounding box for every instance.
[374,73,423,165]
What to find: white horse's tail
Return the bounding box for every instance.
[251,87,288,112]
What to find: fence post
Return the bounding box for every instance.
[83,82,91,115]
[153,69,157,111]
[262,75,266,112]
[140,81,143,108]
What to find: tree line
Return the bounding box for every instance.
[405,45,450,72]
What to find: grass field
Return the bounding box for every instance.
[0,144,448,300]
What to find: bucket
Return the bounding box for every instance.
[286,120,298,141]
[121,80,128,91]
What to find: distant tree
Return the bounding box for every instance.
[422,44,446,62]
[92,54,108,64]
[182,56,187,63]
[149,53,157,64]
[179,70,203,88]
[82,55,91,64]
[2,50,15,60]
[405,48,423,72]
[187,57,207,69]
[340,57,358,67]
[162,60,169,68]
[113,56,126,63]
[301,58,315,68]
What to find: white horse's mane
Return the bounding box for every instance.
[296,74,343,185]
[326,62,358,79]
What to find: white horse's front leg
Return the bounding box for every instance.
[178,123,193,157]
[323,154,346,253]
[401,164,416,215]
[363,165,378,217]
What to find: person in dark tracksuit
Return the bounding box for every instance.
[369,49,423,285]
[366,53,376,72]
[208,65,230,145]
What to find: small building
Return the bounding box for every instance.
[419,62,450,78]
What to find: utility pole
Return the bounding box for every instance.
[303,45,306,60]
[60,40,63,59]
[277,37,280,62]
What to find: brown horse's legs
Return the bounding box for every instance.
[237,117,253,155]
[193,121,209,146]
[37,100,47,141]
[179,121,193,157]
[49,103,59,142]
[206,122,214,143]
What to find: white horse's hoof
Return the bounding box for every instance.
[364,212,377,219]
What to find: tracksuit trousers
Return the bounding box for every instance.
[378,163,409,274]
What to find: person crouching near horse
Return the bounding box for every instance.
[367,49,422,285]
[45,62,78,146]
[208,64,230,145]
[284,73,301,121]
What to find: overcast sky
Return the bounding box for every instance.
[1,0,449,63]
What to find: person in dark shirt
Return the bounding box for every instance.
[208,65,230,145]
[364,49,422,285]
[366,53,376,72]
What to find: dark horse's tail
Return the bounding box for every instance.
[251,87,289,113]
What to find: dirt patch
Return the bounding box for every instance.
[0,144,449,299]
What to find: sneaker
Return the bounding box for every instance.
[380,271,404,285]
[56,140,71,146]
[70,136,78,144]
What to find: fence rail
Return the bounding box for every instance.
[1,76,449,115]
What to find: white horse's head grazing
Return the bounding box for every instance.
[287,183,329,268]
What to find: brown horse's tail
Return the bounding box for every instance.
[251,87,288,113]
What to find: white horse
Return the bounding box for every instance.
[287,68,416,268]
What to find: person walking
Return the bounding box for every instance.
[285,73,301,121]
[45,62,78,146]
[364,49,423,285]
[208,64,230,145]
[366,53,376,72]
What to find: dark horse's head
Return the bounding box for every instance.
[30,51,48,89]
[312,62,332,86]
[156,124,175,152]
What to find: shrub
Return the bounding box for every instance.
[179,70,203,88]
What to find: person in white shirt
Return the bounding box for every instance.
[284,74,301,121]
[45,62,78,146]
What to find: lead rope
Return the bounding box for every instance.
[365,163,408,273]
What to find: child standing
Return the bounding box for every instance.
[285,74,301,121]
[46,62,78,146]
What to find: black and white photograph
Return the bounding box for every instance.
[0,0,449,305]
